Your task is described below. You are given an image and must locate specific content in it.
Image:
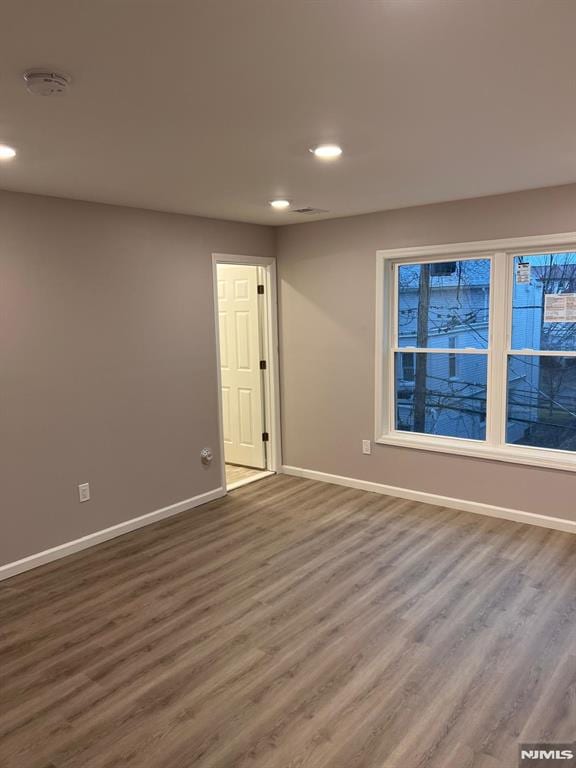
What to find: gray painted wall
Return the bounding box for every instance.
[0,190,274,565]
[2,183,575,568]
[277,184,576,522]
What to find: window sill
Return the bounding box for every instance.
[375,432,576,472]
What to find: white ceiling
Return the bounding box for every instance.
[1,0,575,225]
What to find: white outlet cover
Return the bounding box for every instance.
[78,483,90,502]
[362,440,371,455]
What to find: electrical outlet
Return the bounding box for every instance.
[78,483,90,503]
[362,440,371,455]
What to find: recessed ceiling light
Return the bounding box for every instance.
[310,144,342,159]
[0,144,16,160]
[269,199,291,210]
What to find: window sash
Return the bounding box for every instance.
[387,253,496,445]
[392,256,492,351]
[509,251,576,354]
[376,234,576,472]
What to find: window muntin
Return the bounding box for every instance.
[379,240,576,470]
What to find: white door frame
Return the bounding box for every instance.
[212,253,281,490]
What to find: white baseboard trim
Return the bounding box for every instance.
[0,486,226,582]
[281,465,576,535]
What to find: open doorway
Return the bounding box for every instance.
[213,254,280,491]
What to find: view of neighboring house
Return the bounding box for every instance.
[396,252,576,450]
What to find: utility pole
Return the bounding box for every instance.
[413,264,431,432]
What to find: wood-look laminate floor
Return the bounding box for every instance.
[1,475,575,768]
[225,463,264,486]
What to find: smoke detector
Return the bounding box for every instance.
[23,70,71,97]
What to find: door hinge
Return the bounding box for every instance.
[257,284,265,294]
[259,360,267,370]
[262,432,269,442]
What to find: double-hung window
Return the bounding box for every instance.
[376,233,576,471]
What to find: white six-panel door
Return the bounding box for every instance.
[217,264,266,469]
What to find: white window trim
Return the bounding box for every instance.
[375,232,576,472]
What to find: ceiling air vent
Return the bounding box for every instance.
[291,207,328,215]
